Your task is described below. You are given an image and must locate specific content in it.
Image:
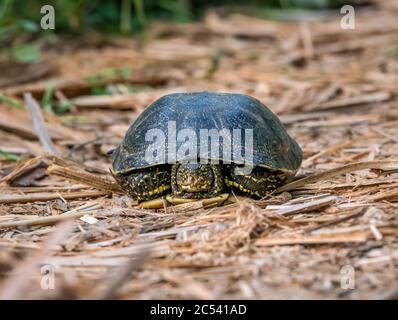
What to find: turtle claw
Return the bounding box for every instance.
[138,193,230,209]
[139,197,166,209]
[166,193,229,208]
[201,193,229,208]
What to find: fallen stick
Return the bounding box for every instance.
[47,164,122,193]
[0,190,109,204]
[255,232,368,246]
[277,160,398,193]
[1,185,89,193]
[0,155,44,184]
[24,92,58,155]
[0,203,101,228]
[270,195,340,216]
[366,189,398,202]
[305,208,366,233]
[286,179,398,191]
[302,139,355,167]
[300,114,380,127]
[315,92,391,110]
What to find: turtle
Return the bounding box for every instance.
[111,92,302,201]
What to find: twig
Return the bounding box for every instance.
[255,232,368,246]
[305,208,366,233]
[270,195,341,216]
[366,189,398,202]
[24,92,58,155]
[0,190,109,204]
[0,155,44,184]
[0,203,101,228]
[47,164,122,192]
[302,139,355,167]
[315,92,391,110]
[277,160,398,192]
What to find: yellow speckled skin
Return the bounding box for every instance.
[223,164,287,197]
[114,162,287,201]
[114,165,171,201]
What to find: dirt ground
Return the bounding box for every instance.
[0,1,398,299]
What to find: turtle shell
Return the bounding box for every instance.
[112,92,302,175]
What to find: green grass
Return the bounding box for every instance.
[0,149,21,161]
[0,92,25,110]
[0,0,196,42]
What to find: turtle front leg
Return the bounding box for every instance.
[115,166,171,201]
[223,164,287,198]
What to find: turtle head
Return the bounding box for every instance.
[175,163,214,193]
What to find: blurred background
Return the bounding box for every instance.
[2,1,357,36]
[1,0,361,65]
